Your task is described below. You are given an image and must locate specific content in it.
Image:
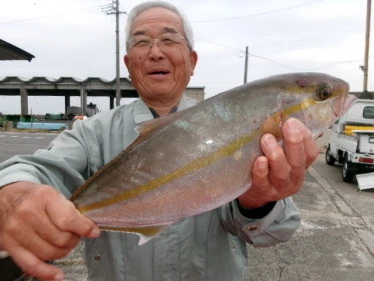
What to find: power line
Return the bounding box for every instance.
[196,36,372,71]
[0,5,104,27]
[1,1,322,27]
[192,0,322,23]
[196,36,242,52]
[248,52,373,71]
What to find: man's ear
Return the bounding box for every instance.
[124,55,131,79]
[124,55,129,69]
[189,50,198,76]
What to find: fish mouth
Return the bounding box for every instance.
[333,94,356,117]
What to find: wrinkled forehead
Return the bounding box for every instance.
[130,7,184,36]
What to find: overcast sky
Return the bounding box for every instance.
[0,0,371,114]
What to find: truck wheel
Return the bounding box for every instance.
[325,145,336,166]
[342,155,355,183]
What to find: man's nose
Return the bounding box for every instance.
[148,42,164,60]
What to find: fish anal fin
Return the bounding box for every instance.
[99,225,170,245]
[261,114,283,142]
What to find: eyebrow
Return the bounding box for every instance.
[132,30,147,36]
[163,27,178,34]
[131,26,179,37]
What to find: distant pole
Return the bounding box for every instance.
[104,0,126,107]
[244,46,249,84]
[363,0,371,92]
[115,0,120,106]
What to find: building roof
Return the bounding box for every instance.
[0,39,35,62]
[0,76,206,102]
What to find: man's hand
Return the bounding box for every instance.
[239,118,319,209]
[0,182,100,281]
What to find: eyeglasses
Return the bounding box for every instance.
[128,33,191,50]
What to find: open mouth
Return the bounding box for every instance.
[148,69,170,76]
[333,94,356,117]
[152,71,168,74]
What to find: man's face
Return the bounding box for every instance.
[124,8,198,103]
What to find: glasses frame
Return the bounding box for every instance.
[127,33,191,51]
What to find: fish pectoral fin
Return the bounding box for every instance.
[261,115,283,141]
[100,225,169,246]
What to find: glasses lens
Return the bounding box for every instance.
[130,35,151,48]
[159,33,184,46]
[129,33,187,49]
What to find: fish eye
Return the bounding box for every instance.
[317,84,331,100]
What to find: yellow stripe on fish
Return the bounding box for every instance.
[78,97,318,213]
[78,130,261,213]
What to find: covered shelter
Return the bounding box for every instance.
[0,76,205,116]
[0,39,35,62]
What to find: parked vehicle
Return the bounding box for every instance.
[326,99,374,182]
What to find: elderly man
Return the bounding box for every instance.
[0,1,318,281]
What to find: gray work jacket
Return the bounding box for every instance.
[0,95,301,281]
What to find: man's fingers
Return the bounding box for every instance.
[251,156,270,189]
[302,127,319,167]
[34,219,81,250]
[261,134,291,184]
[282,118,318,183]
[46,194,100,238]
[12,197,81,249]
[241,118,317,209]
[0,182,100,281]
[6,242,64,281]
[282,119,307,188]
[0,182,99,281]
[250,156,280,202]
[5,219,73,261]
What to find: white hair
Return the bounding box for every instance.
[125,1,194,51]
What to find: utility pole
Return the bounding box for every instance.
[103,0,126,106]
[363,0,371,93]
[243,46,249,84]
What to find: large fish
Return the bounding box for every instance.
[71,72,355,244]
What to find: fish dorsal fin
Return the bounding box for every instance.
[128,111,185,151]
[135,110,184,136]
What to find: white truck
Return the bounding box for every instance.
[325,99,374,183]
